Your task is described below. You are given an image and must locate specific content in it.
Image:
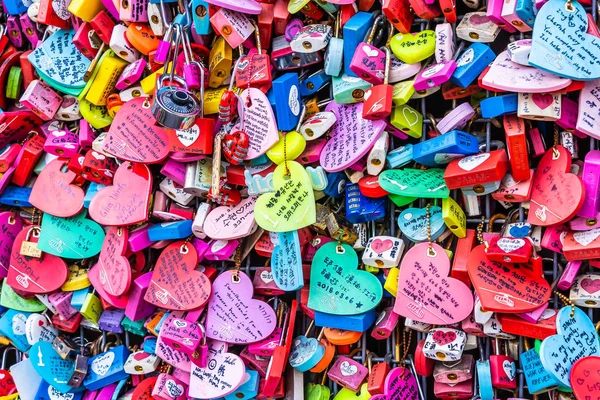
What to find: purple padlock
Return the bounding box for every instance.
[98,309,125,333]
[159,318,208,368]
[436,102,476,134]
[298,139,326,164]
[116,58,147,90]
[161,158,187,186]
[19,13,41,46]
[204,239,239,261]
[371,306,399,340]
[517,302,548,323]
[285,18,304,42]
[578,150,600,218]
[79,119,97,149]
[240,346,269,377]
[49,291,78,320]
[6,16,23,48]
[129,224,154,252]
[125,272,156,321]
[43,127,80,158]
[247,326,282,357]
[557,97,586,138]
[190,238,210,262]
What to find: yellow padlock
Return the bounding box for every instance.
[304,97,320,117]
[80,99,113,129]
[86,54,128,106]
[383,267,399,297]
[442,196,467,238]
[0,394,19,400]
[209,36,232,88]
[68,0,105,21]
[61,265,91,292]
[80,293,102,325]
[140,65,166,95]
[204,87,227,115]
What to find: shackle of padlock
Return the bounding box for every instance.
[181,28,202,90]
[1,347,21,370]
[152,24,201,130]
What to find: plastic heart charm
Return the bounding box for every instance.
[254,161,316,232]
[468,244,550,312]
[266,131,307,165]
[38,212,105,259]
[206,270,277,343]
[89,227,130,297]
[189,342,246,398]
[29,341,76,394]
[89,161,152,226]
[571,355,600,399]
[222,130,250,165]
[7,227,68,294]
[528,146,584,226]
[540,307,600,387]
[0,212,22,278]
[308,242,383,315]
[530,0,600,80]
[203,196,257,240]
[289,335,325,372]
[29,159,85,218]
[145,241,211,311]
[381,367,419,400]
[398,206,445,242]
[103,97,169,163]
[394,242,472,324]
[320,102,385,172]
[390,31,436,64]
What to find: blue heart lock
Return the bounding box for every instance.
[540,306,600,387]
[398,206,445,242]
[271,231,304,292]
[530,0,600,80]
[0,309,31,352]
[288,336,325,372]
[30,342,77,394]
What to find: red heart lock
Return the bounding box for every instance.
[467,244,551,313]
[528,146,584,226]
[0,368,15,396]
[103,97,170,164]
[571,356,600,399]
[222,130,250,165]
[89,227,131,297]
[144,241,212,310]
[432,330,456,346]
[29,159,84,218]
[7,227,68,294]
[132,376,159,400]
[88,161,152,226]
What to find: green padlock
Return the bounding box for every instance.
[80,99,114,129]
[390,30,436,64]
[392,81,415,106]
[80,292,103,326]
[332,74,372,104]
[6,66,22,100]
[0,280,46,312]
[121,316,148,337]
[306,382,331,400]
[333,383,371,400]
[391,104,423,138]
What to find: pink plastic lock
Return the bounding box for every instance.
[252,267,286,296]
[436,103,476,134]
[125,272,156,322]
[116,58,147,90]
[558,260,583,290]
[20,80,63,121]
[6,16,23,48]
[517,302,549,323]
[240,347,269,377]
[0,167,15,194]
[204,239,239,261]
[540,224,568,253]
[79,119,97,149]
[152,373,187,400]
[557,97,586,138]
[298,139,326,165]
[413,61,456,91]
[160,318,208,368]
[161,158,187,186]
[328,356,369,391]
[461,312,485,336]
[43,128,80,158]
[129,224,154,252]
[501,0,531,33]
[0,144,21,172]
[19,13,41,46]
[528,127,546,158]
[577,150,600,218]
[49,291,78,320]
[247,327,282,356]
[190,238,210,262]
[371,306,399,340]
[487,0,516,32]
[350,44,386,85]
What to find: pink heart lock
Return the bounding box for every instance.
[581,277,600,294]
[531,93,554,110]
[376,367,420,400]
[0,212,22,278]
[206,270,277,344]
[29,158,85,218]
[88,227,131,297]
[203,196,258,240]
[469,14,490,24]
[371,239,394,253]
[88,161,152,226]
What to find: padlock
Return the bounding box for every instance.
[345,182,386,224]
[152,372,188,400]
[433,354,474,384]
[350,16,387,84]
[413,130,479,167]
[444,148,509,195]
[433,378,474,398]
[272,35,323,71]
[570,273,600,307]
[290,24,331,54]
[456,12,501,43]
[0,310,30,352]
[268,73,301,131]
[299,69,331,97]
[363,45,394,120]
[362,236,404,268]
[210,8,255,48]
[423,328,467,362]
[502,0,533,32]
[489,338,517,389]
[20,80,63,121]
[370,306,399,340]
[450,43,495,88]
[343,12,375,77]
[390,104,422,138]
[73,23,99,60]
[486,235,533,263]
[43,126,80,158]
[332,74,372,104]
[328,351,369,391]
[324,14,344,77]
[153,72,201,131]
[517,92,561,121]
[237,25,273,92]
[124,349,160,375]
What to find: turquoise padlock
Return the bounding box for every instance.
[332,74,372,104]
[83,345,131,391]
[0,309,31,352]
[70,288,90,310]
[289,323,326,373]
[192,0,212,34]
[29,341,80,394]
[224,370,260,400]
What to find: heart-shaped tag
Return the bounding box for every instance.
[155,334,191,372]
[571,356,600,399]
[432,330,456,346]
[0,212,22,278]
[394,243,472,324]
[88,227,130,297]
[468,245,551,312]
[532,93,554,109]
[0,280,45,312]
[238,88,279,159]
[289,336,325,371]
[88,267,130,309]
[481,51,571,92]
[206,270,276,343]
[254,161,316,232]
[458,153,490,171]
[132,377,158,400]
[381,367,419,400]
[390,31,436,64]
[27,29,90,88]
[306,383,330,400]
[29,159,85,218]
[398,206,445,242]
[503,359,516,381]
[25,313,58,345]
[379,169,449,198]
[189,341,246,398]
[203,196,258,240]
[174,124,200,148]
[29,341,76,394]
[89,161,152,226]
[144,241,211,311]
[38,212,105,259]
[540,307,600,387]
[7,227,68,294]
[320,102,385,172]
[371,239,394,253]
[308,242,383,315]
[103,98,169,163]
[528,146,584,226]
[530,0,600,80]
[271,230,304,291]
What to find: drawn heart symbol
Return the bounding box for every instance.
[458,153,490,171]
[363,45,379,58]
[38,212,105,259]
[496,238,525,253]
[528,146,584,226]
[371,239,394,253]
[573,228,600,247]
[289,335,325,371]
[25,313,57,345]
[309,242,383,315]
[91,351,115,376]
[103,97,169,163]
[0,212,22,277]
[145,241,211,311]
[340,361,358,376]
[381,367,419,400]
[532,93,554,110]
[173,320,187,328]
[89,161,152,226]
[206,270,276,343]
[88,227,131,297]
[166,379,185,397]
[254,161,316,232]
[541,307,600,387]
[30,342,76,394]
[398,206,445,242]
[503,360,516,381]
[432,330,456,346]
[469,14,490,25]
[173,124,200,148]
[203,196,258,239]
[321,102,385,172]
[364,89,372,101]
[530,0,600,80]
[572,356,600,400]
[189,342,245,398]
[7,227,68,294]
[29,159,84,218]
[468,245,550,313]
[402,107,419,126]
[260,270,274,283]
[581,278,600,294]
[394,243,472,324]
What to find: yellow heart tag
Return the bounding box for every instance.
[267,131,306,164]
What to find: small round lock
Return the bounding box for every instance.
[152,76,201,130]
